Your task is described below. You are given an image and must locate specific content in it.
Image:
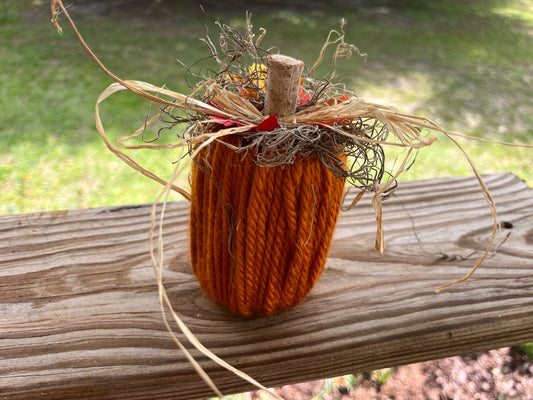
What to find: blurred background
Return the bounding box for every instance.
[1,0,532,398]
[1,0,532,213]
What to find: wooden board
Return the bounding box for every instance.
[1,173,533,399]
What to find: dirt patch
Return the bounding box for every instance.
[255,347,533,399]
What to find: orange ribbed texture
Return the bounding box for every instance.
[190,136,345,315]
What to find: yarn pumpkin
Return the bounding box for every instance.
[190,135,346,316]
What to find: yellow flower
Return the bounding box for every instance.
[248,62,267,92]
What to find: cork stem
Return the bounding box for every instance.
[263,54,304,117]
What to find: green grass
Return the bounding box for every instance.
[2,0,533,214]
[0,1,207,213]
[1,0,532,214]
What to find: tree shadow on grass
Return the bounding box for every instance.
[376,1,533,141]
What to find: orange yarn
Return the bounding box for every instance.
[190,136,345,316]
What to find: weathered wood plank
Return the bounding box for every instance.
[1,173,532,399]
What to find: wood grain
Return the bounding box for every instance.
[1,173,533,399]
